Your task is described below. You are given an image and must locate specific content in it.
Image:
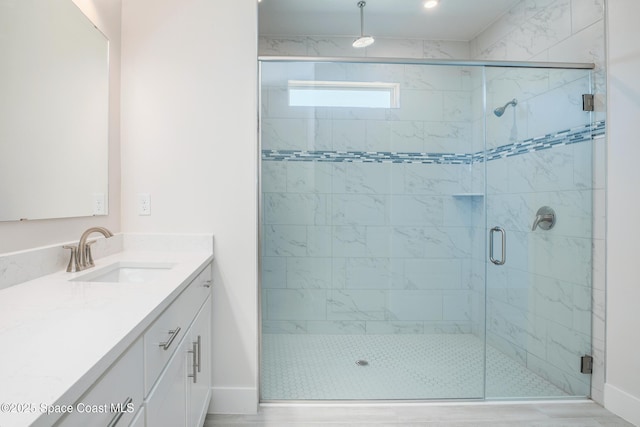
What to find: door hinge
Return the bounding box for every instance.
[582,94,595,112]
[581,355,593,374]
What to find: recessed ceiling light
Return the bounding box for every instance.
[424,0,439,8]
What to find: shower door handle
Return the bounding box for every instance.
[489,227,506,265]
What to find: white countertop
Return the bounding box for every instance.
[0,249,213,427]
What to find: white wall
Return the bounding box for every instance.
[605,0,640,424]
[0,0,121,254]
[120,0,259,414]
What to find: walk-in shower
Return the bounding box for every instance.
[259,58,600,401]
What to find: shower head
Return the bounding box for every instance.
[353,1,375,48]
[493,98,518,117]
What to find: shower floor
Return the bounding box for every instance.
[261,334,568,400]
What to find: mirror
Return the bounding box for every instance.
[0,0,109,222]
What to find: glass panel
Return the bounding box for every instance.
[484,66,594,398]
[260,61,486,400]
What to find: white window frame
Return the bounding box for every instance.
[288,80,400,109]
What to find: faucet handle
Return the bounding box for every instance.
[531,206,556,231]
[63,245,79,273]
[85,240,97,268]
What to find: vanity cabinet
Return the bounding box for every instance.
[54,262,212,427]
[144,266,212,427]
[146,301,211,427]
[144,265,211,395]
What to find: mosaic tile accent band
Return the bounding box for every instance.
[262,121,605,164]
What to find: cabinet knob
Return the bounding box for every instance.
[203,280,212,288]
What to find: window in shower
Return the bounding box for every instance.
[288,80,400,108]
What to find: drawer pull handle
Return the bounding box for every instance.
[107,396,133,427]
[197,335,202,373]
[159,327,181,350]
[203,280,212,288]
[188,341,198,383]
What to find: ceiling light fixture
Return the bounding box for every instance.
[424,0,439,9]
[353,1,374,48]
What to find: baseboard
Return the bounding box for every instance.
[604,383,640,426]
[208,387,258,414]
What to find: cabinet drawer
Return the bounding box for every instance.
[144,266,211,395]
[57,339,143,427]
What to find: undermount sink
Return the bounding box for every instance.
[71,262,175,283]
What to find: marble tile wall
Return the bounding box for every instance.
[260,59,597,350]
[259,36,470,60]
[261,62,482,336]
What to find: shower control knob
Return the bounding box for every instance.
[532,206,556,231]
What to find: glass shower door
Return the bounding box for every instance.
[260,60,487,400]
[484,66,595,398]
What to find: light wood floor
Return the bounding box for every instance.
[204,401,634,426]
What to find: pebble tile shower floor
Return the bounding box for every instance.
[261,334,568,400]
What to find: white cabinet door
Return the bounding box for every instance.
[129,407,145,427]
[145,338,188,427]
[58,340,144,427]
[188,299,211,427]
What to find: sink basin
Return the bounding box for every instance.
[71,262,175,283]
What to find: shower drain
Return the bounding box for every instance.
[355,360,369,366]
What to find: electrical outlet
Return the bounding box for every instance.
[92,193,106,215]
[138,193,151,216]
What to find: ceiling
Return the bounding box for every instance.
[258,0,522,41]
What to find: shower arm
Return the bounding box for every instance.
[500,98,518,110]
[359,1,365,37]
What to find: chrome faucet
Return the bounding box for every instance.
[65,226,114,272]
